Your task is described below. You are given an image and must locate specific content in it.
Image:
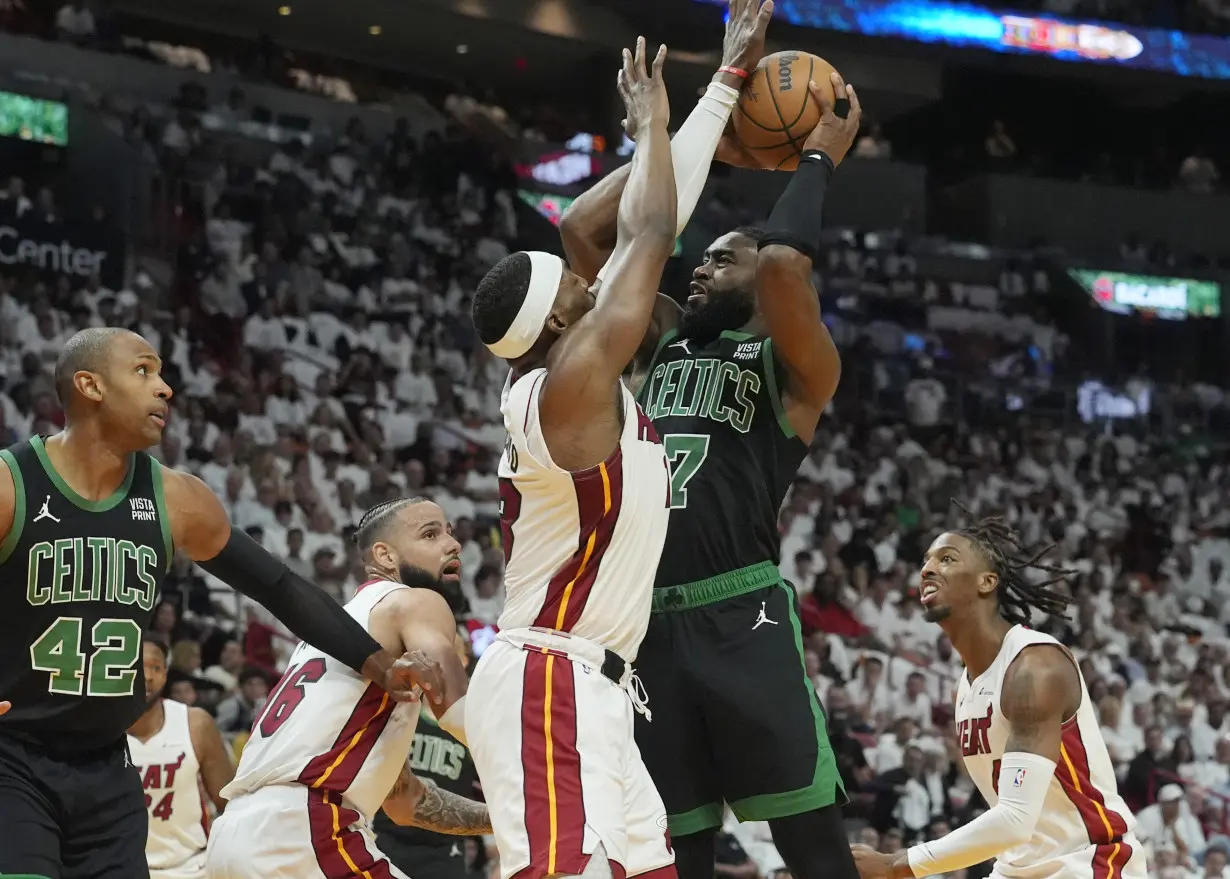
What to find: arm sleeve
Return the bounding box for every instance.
[906,751,1056,877]
[598,81,738,282]
[198,527,383,675]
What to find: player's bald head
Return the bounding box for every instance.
[54,327,146,407]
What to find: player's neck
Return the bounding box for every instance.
[946,614,1015,680]
[45,426,133,499]
[129,699,165,742]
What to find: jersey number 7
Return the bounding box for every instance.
[664,434,711,510]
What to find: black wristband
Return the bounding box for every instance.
[757,150,834,263]
[199,526,383,674]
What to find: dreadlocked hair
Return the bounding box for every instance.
[354,497,431,551]
[950,499,1077,626]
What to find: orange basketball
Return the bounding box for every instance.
[731,51,838,171]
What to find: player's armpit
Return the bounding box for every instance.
[188,706,235,812]
[383,773,493,835]
[1000,643,1081,763]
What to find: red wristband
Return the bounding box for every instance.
[718,65,749,79]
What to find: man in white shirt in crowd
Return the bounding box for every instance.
[1136,784,1206,869]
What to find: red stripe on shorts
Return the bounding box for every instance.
[307,788,395,879]
[512,649,589,879]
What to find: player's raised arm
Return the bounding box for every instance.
[851,644,1077,879]
[537,38,677,430]
[159,468,439,703]
[754,71,862,442]
[559,0,772,283]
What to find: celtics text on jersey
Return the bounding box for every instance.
[0,436,171,752]
[636,329,806,588]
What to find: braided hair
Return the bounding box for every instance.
[951,500,1076,626]
[354,496,431,552]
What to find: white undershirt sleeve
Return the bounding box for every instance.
[597,80,739,283]
[906,751,1056,877]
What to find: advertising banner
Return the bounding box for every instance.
[696,0,1230,80]
[0,213,126,289]
[1068,268,1222,321]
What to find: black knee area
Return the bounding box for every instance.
[671,828,717,879]
[768,805,858,879]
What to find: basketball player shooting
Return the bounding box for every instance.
[557,25,863,879]
[464,34,680,879]
[128,637,234,879]
[206,497,489,879]
[851,508,1143,879]
[0,328,442,879]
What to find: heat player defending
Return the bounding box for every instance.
[852,509,1144,879]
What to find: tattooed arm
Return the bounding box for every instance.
[382,765,492,835]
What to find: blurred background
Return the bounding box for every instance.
[2,0,1230,876]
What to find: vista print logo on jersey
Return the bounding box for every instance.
[130,497,157,521]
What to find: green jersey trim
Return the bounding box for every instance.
[651,560,779,613]
[30,435,135,513]
[0,448,27,564]
[760,338,796,439]
[150,459,174,570]
[636,327,680,405]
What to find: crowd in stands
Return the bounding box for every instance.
[5,5,1230,879]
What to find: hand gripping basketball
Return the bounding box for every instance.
[803,70,862,166]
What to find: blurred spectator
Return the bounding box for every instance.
[215,670,270,734]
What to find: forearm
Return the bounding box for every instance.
[391,777,493,835]
[616,121,677,247]
[198,527,383,675]
[905,751,1054,877]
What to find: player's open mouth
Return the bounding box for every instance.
[149,413,166,428]
[442,560,461,582]
[920,580,940,605]
[688,281,708,305]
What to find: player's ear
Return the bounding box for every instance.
[546,309,568,334]
[978,570,999,596]
[75,370,105,403]
[371,540,396,572]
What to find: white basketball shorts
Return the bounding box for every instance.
[466,633,675,879]
[205,784,407,879]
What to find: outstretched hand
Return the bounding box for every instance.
[721,0,775,73]
[618,36,669,142]
[803,70,863,166]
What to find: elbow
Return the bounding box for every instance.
[758,244,814,277]
[632,218,678,255]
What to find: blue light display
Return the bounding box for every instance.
[700,0,1230,80]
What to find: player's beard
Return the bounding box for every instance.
[398,563,467,615]
[678,287,754,346]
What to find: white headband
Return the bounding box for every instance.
[486,251,563,360]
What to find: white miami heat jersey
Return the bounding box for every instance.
[955,625,1141,879]
[127,699,208,875]
[497,368,670,662]
[221,579,421,820]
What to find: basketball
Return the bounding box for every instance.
[731,51,838,171]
